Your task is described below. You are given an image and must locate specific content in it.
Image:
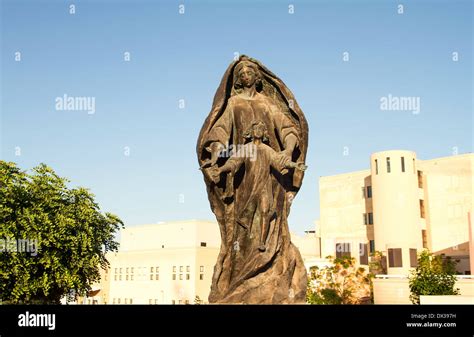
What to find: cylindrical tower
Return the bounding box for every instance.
[370,150,423,275]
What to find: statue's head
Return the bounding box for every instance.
[234,61,263,91]
[243,120,269,142]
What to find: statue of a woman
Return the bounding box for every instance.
[197,55,309,303]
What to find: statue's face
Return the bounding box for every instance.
[252,123,265,139]
[239,66,257,88]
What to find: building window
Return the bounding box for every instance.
[186,266,190,272]
[185,300,189,304]
[172,274,176,280]
[401,157,405,172]
[388,248,403,268]
[154,299,159,304]
[363,213,367,225]
[173,266,176,273]
[367,212,373,225]
[386,157,391,173]
[186,274,190,280]
[199,265,204,280]
[422,230,428,249]
[172,300,176,305]
[117,298,121,304]
[366,186,372,198]
[179,274,183,280]
[419,200,425,218]
[179,266,183,272]
[417,170,423,188]
[375,159,378,175]
[149,299,153,304]
[126,275,129,281]
[113,298,116,304]
[124,298,128,304]
[131,274,134,281]
[409,249,418,267]
[200,242,207,247]
[150,266,158,280]
[369,240,375,254]
[359,243,368,265]
[335,243,351,259]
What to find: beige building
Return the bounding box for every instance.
[83,219,319,304]
[318,150,473,275]
[318,150,473,303]
[84,220,220,304]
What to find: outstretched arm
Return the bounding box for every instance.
[285,161,307,171]
[209,155,244,184]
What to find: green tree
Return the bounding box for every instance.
[306,256,372,304]
[408,250,459,304]
[0,161,123,304]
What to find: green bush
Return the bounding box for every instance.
[408,250,459,304]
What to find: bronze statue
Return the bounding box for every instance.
[197,55,309,304]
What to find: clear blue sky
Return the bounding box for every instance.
[1,0,472,234]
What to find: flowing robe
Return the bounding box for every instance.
[197,57,309,303]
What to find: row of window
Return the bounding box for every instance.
[111,298,195,304]
[375,157,414,174]
[374,157,424,188]
[335,242,372,265]
[113,266,205,281]
[335,243,418,268]
[387,248,418,268]
[112,298,133,304]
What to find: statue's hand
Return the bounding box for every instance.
[296,162,308,171]
[205,142,224,167]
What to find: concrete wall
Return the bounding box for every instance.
[420,295,474,304]
[373,276,474,304]
[420,154,472,270]
[319,169,373,264]
[371,150,423,275]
